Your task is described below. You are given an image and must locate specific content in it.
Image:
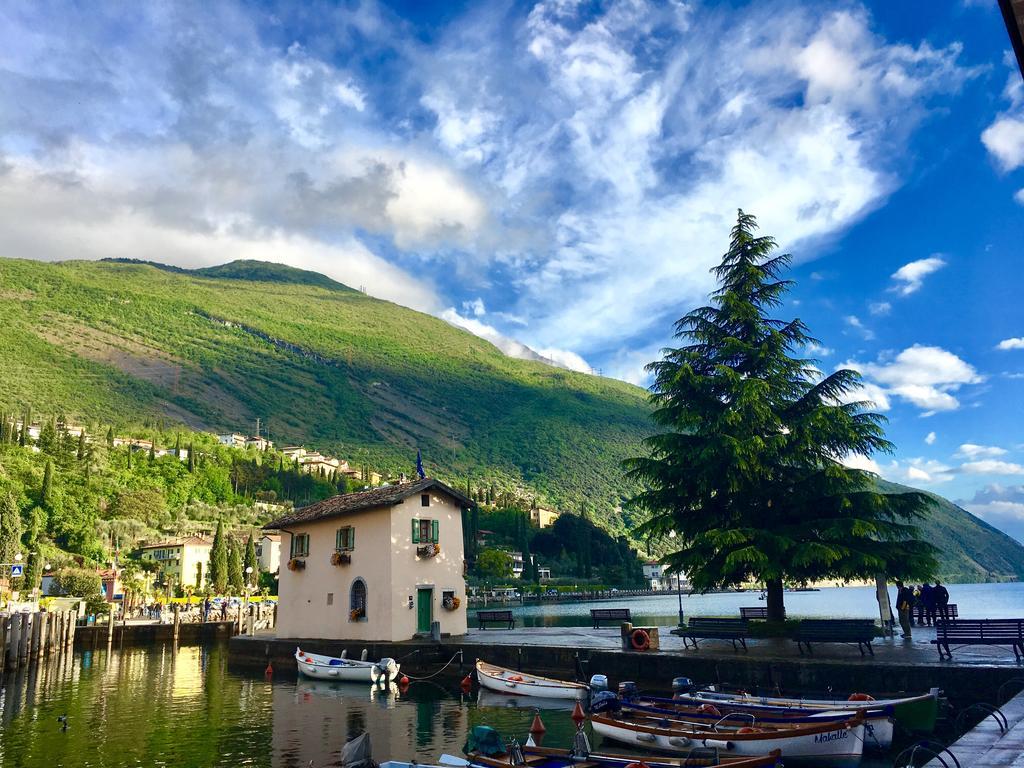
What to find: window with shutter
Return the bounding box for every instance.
[431,519,439,543]
[412,518,420,543]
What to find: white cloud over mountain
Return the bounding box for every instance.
[844,345,982,415]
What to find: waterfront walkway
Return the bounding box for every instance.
[926,688,1024,766]
[452,624,1024,667]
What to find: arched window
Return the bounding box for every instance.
[350,578,367,621]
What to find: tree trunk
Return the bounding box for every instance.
[766,577,785,622]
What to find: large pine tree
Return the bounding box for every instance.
[626,211,936,620]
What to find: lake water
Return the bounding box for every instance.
[508,582,1024,626]
[1,642,917,768]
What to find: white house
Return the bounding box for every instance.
[256,532,282,574]
[218,433,247,448]
[265,478,472,642]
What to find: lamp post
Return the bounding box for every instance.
[668,531,684,626]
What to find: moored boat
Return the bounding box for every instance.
[677,687,939,734]
[294,647,400,683]
[591,710,865,767]
[626,694,894,751]
[475,660,588,700]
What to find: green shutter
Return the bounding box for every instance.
[350,527,355,550]
[335,528,341,550]
[431,519,439,543]
[412,519,420,543]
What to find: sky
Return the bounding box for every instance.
[1,1,1023,539]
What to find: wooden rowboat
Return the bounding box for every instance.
[475,660,588,700]
[591,710,865,767]
[467,744,783,768]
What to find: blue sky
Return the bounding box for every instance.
[1,1,1023,538]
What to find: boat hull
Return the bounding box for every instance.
[294,648,399,683]
[591,715,863,768]
[475,661,587,700]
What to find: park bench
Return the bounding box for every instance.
[591,608,631,628]
[932,619,1024,660]
[794,619,876,656]
[914,603,958,624]
[477,610,516,630]
[681,617,749,651]
[738,606,788,620]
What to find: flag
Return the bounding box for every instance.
[416,448,425,479]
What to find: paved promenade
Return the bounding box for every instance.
[926,689,1024,766]
[453,624,1023,667]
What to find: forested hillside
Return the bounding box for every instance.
[0,257,1021,582]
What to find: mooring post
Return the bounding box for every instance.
[0,614,8,671]
[6,614,20,670]
[107,607,115,645]
[18,613,31,664]
[173,604,180,642]
[247,605,254,636]
[30,611,42,659]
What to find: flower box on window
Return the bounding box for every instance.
[287,558,306,572]
[333,550,352,566]
[417,543,440,558]
[350,607,366,621]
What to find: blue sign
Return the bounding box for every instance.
[10,564,24,577]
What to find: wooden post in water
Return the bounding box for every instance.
[173,604,180,643]
[247,605,254,635]
[68,610,76,648]
[17,613,30,665]
[0,614,8,671]
[107,608,115,645]
[7,614,21,670]
[30,611,42,658]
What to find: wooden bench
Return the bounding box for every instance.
[738,606,787,620]
[932,619,1024,660]
[914,603,958,624]
[795,619,876,656]
[477,610,515,630]
[681,618,749,651]
[591,608,631,628]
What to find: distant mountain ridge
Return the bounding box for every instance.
[1,256,1021,583]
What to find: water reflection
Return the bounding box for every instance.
[0,643,589,768]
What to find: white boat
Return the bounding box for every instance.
[294,647,400,683]
[679,687,939,735]
[477,687,579,711]
[591,710,864,768]
[475,660,588,700]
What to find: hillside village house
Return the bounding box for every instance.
[265,478,472,642]
[529,506,560,528]
[256,532,282,574]
[139,536,212,592]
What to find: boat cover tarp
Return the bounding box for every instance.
[464,726,505,757]
[342,732,376,768]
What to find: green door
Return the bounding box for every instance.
[416,588,433,633]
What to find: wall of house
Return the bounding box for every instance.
[275,507,394,641]
[257,535,281,574]
[387,492,467,640]
[180,545,211,589]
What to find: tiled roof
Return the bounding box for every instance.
[139,536,212,549]
[263,478,473,530]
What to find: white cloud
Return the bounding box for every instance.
[845,315,875,340]
[960,460,1024,476]
[981,115,1024,171]
[890,256,946,296]
[462,297,486,317]
[925,431,936,445]
[845,345,983,414]
[858,456,954,485]
[1015,189,1024,206]
[997,337,1024,350]
[805,342,834,358]
[534,347,592,373]
[869,301,891,316]
[841,453,881,474]
[956,443,1008,459]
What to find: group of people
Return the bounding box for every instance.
[894,579,950,639]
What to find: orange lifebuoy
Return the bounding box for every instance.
[697,704,721,716]
[631,629,651,651]
[508,675,524,682]
[736,727,762,734]
[848,693,875,702]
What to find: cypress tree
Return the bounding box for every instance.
[244,533,258,583]
[149,441,155,461]
[0,492,22,566]
[106,426,115,448]
[126,445,132,469]
[41,460,54,509]
[18,422,25,447]
[187,442,196,472]
[174,433,181,458]
[626,210,935,620]
[77,431,86,460]
[210,519,228,594]
[228,538,244,593]
[38,418,58,455]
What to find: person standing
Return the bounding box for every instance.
[920,582,936,626]
[895,580,913,639]
[934,580,950,623]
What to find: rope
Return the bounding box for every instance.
[401,652,464,681]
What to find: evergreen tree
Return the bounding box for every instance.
[626,211,936,620]
[106,426,115,448]
[18,422,26,447]
[244,533,258,583]
[187,442,196,472]
[210,519,228,594]
[149,441,155,461]
[126,446,132,469]
[0,492,22,566]
[174,433,181,458]
[77,431,86,460]
[228,537,244,593]
[23,507,45,592]
[41,460,54,509]
[38,418,58,455]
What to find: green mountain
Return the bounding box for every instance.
[0,256,1020,582]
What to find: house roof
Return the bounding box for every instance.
[1001,0,1024,79]
[139,536,212,549]
[263,478,474,530]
